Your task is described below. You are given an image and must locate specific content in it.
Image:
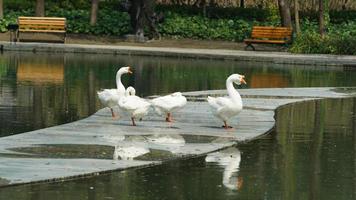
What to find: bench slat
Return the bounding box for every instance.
[18,17,66,20]
[252,32,292,36]
[20,28,65,32]
[20,25,66,29]
[19,21,66,25]
[20,24,66,27]
[252,26,291,29]
[20,29,66,32]
[252,30,292,34]
[252,35,291,40]
[244,39,288,44]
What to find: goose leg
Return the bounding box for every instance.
[165,113,173,122]
[131,117,137,126]
[110,108,120,119]
[110,108,116,118]
[223,121,233,129]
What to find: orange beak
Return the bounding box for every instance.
[240,75,247,85]
[127,67,133,74]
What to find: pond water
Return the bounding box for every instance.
[1,51,355,137]
[0,52,356,199]
[0,98,355,199]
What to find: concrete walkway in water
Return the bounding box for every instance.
[0,87,355,187]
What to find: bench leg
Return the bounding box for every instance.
[244,43,255,51]
[17,31,20,42]
[9,31,13,43]
[280,43,289,51]
[63,32,66,43]
[15,30,18,43]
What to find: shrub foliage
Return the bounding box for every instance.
[0,3,355,55]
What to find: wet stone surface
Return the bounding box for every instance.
[0,88,355,187]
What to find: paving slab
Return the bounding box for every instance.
[0,87,355,187]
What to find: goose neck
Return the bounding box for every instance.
[116,71,125,93]
[226,78,241,103]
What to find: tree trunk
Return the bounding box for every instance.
[319,0,329,38]
[342,0,348,10]
[35,0,45,17]
[0,0,3,19]
[278,0,292,28]
[240,0,244,8]
[294,0,301,35]
[312,0,318,11]
[319,0,324,37]
[129,0,144,37]
[90,0,99,26]
[129,0,160,40]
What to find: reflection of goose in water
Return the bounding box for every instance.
[113,145,150,160]
[100,135,125,145]
[205,147,242,190]
[146,134,185,154]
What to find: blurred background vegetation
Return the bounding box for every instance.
[0,0,355,55]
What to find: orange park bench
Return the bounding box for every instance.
[17,16,67,43]
[244,26,292,50]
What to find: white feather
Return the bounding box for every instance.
[151,92,187,117]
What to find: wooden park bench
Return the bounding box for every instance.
[244,26,292,50]
[17,16,67,43]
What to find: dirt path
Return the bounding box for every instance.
[0,32,282,51]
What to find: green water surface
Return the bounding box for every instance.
[0,52,355,199]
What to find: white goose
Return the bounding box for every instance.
[151,92,187,122]
[207,74,246,129]
[97,66,132,118]
[118,86,151,126]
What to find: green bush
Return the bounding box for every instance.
[0,7,131,36]
[330,10,356,24]
[331,35,356,55]
[156,4,277,22]
[298,10,356,24]
[158,13,251,41]
[290,20,356,55]
[5,0,33,10]
[290,31,356,55]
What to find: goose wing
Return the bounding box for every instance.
[152,93,187,111]
[208,96,231,110]
[119,96,151,111]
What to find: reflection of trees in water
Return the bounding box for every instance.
[237,98,356,199]
[0,53,21,136]
[132,58,248,96]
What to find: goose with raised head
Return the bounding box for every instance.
[97,66,132,118]
[118,86,151,126]
[151,92,187,122]
[207,74,246,129]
